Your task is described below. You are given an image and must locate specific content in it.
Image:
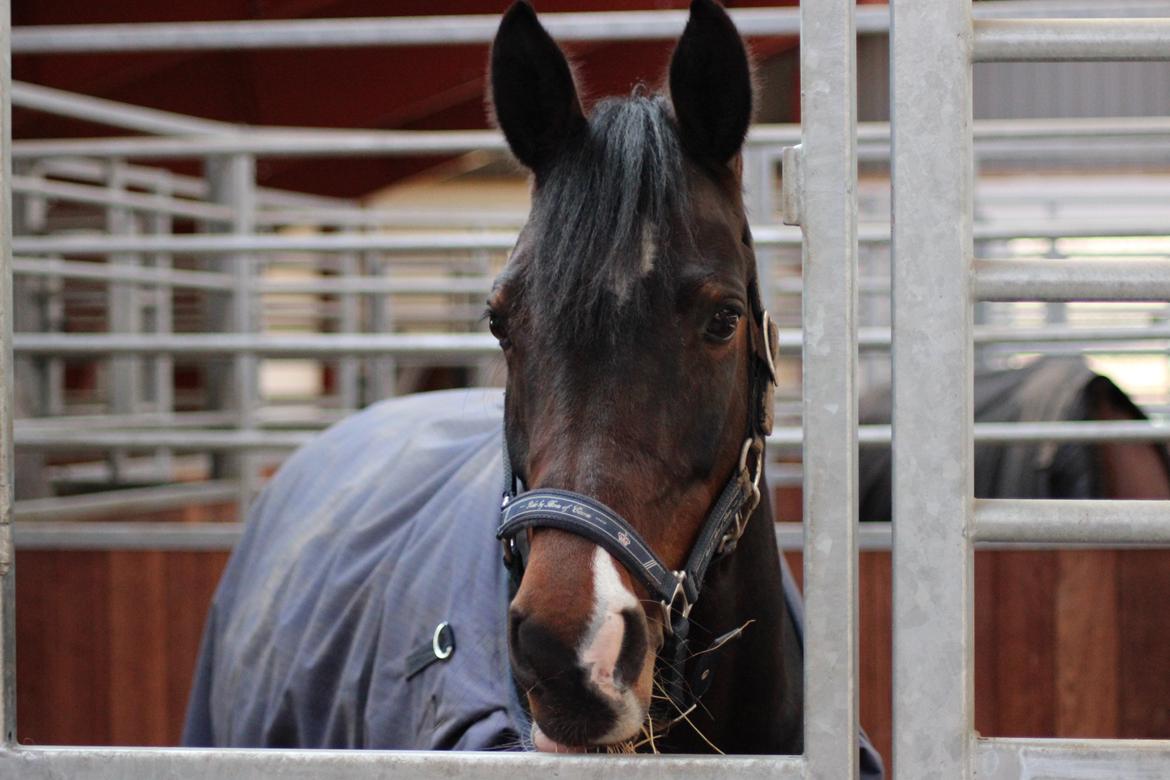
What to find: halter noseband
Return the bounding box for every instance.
[496,309,780,726]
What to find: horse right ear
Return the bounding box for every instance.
[491,1,586,175]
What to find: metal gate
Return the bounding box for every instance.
[1,1,1169,778]
[892,2,1170,778]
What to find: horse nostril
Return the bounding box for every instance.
[509,608,575,684]
[615,608,648,687]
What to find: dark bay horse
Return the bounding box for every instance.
[185,0,881,769]
[487,0,799,753]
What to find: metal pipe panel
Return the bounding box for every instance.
[891,0,975,776]
[974,499,1170,544]
[0,747,805,779]
[975,258,1170,302]
[975,18,1170,62]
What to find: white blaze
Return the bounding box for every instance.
[577,548,645,742]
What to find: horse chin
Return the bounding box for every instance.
[528,687,648,752]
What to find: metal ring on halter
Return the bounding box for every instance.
[760,311,779,382]
[659,571,692,637]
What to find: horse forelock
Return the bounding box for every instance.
[521,94,692,350]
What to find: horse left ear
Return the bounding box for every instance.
[669,0,753,165]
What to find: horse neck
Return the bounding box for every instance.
[660,477,804,754]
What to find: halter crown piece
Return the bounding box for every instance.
[497,309,781,728]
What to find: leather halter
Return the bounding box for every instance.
[496,308,780,724]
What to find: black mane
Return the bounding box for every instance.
[522,94,690,348]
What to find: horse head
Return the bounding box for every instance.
[489,0,772,751]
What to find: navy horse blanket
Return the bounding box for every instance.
[182,388,882,774]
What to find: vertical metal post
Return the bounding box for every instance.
[337,252,359,410]
[0,0,17,746]
[106,159,140,481]
[148,177,174,476]
[891,0,975,778]
[366,252,395,402]
[206,154,258,511]
[799,0,858,777]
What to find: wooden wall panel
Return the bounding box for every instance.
[11,545,1170,758]
[14,550,229,746]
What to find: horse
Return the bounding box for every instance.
[184,1,880,771]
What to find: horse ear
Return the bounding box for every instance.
[491,1,586,174]
[669,0,753,165]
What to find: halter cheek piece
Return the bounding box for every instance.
[496,310,781,726]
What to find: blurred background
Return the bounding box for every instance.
[9,0,1170,761]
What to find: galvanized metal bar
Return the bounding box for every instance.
[19,122,1170,161]
[14,1,1170,54]
[14,481,237,522]
[11,332,497,357]
[974,737,1170,779]
[14,521,244,551]
[15,429,314,451]
[799,0,859,776]
[974,499,1170,545]
[974,18,1170,62]
[0,0,14,748]
[16,217,1170,255]
[19,516,1170,554]
[206,155,259,512]
[13,418,1170,452]
[13,174,235,222]
[16,323,1170,358]
[891,0,975,776]
[7,7,819,54]
[975,258,1170,301]
[0,746,804,779]
[11,81,236,136]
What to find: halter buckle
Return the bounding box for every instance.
[659,571,692,637]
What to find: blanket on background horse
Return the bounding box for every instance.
[182,388,881,774]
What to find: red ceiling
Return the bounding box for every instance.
[14,1,801,198]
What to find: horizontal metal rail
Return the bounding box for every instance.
[974,737,1170,779]
[15,428,316,451]
[14,175,236,223]
[975,258,1170,301]
[15,420,1170,452]
[13,258,236,291]
[0,747,805,779]
[14,1,1170,54]
[18,514,1170,553]
[7,7,850,54]
[13,325,1170,359]
[974,18,1170,61]
[17,219,1170,255]
[14,482,238,522]
[19,124,1170,161]
[974,498,1170,544]
[12,81,237,136]
[14,521,244,550]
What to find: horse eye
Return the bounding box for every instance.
[488,311,510,345]
[706,308,741,342]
